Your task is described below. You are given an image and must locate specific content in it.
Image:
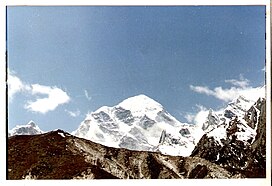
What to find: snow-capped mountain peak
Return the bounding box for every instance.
[9,120,43,136]
[117,94,163,118]
[73,94,201,156]
[200,86,265,146]
[27,120,37,127]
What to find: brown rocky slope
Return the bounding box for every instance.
[8,129,241,179]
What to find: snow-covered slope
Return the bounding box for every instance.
[73,94,202,156]
[201,86,265,145]
[74,86,265,157]
[9,120,44,136]
[191,96,266,176]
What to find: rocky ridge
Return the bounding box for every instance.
[191,98,266,178]
[8,130,242,179]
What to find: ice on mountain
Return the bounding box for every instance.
[58,132,65,138]
[118,94,163,112]
[207,125,227,146]
[216,153,220,161]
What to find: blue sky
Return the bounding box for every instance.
[7,6,266,132]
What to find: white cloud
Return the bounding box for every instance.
[224,75,249,88]
[189,85,214,95]
[193,105,209,127]
[25,84,70,114]
[183,104,209,126]
[187,76,265,126]
[190,85,264,103]
[8,70,70,114]
[184,113,195,123]
[190,75,264,103]
[84,90,92,101]
[65,109,80,117]
[7,71,30,101]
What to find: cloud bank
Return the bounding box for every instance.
[8,70,30,101]
[186,75,264,125]
[25,84,70,114]
[8,71,70,114]
[189,75,264,102]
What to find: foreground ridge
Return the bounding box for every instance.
[8,129,242,179]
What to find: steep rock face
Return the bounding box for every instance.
[202,109,220,131]
[73,94,202,156]
[191,98,266,178]
[249,98,266,177]
[8,130,240,179]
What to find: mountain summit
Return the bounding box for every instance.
[9,120,43,137]
[117,94,164,116]
[73,94,202,156]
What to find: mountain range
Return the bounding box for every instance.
[8,87,266,179]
